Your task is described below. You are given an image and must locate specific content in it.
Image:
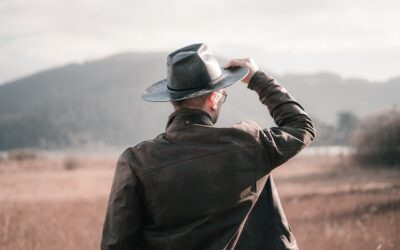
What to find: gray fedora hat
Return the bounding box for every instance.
[142,43,249,102]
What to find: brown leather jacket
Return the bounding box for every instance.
[101,71,315,250]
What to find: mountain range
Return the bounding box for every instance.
[0,52,398,150]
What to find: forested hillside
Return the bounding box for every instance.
[0,53,398,150]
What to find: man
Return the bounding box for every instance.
[101,43,315,249]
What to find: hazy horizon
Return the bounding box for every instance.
[1,49,398,86]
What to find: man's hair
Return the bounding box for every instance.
[171,92,212,110]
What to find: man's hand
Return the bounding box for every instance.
[224,58,260,84]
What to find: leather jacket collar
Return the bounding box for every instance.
[165,108,214,132]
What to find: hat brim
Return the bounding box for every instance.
[142,67,249,102]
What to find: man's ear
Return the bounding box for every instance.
[208,92,219,111]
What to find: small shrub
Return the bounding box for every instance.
[351,106,400,167]
[63,157,79,171]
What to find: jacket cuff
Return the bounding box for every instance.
[247,70,274,90]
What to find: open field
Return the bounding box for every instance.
[0,151,399,250]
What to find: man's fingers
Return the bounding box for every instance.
[224,60,238,68]
[223,58,260,84]
[224,59,249,69]
[223,61,232,69]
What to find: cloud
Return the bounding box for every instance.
[0,0,399,83]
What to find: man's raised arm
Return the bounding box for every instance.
[226,58,316,170]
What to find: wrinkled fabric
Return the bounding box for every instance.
[101,71,315,250]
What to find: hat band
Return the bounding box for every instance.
[167,84,204,92]
[167,74,225,92]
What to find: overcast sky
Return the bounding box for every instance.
[1,0,399,84]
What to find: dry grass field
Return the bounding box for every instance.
[0,151,399,250]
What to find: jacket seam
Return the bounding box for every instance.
[122,149,146,190]
[141,143,261,176]
[115,153,136,249]
[166,124,213,133]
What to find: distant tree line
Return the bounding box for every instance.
[312,111,359,146]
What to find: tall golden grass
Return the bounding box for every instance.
[0,153,399,249]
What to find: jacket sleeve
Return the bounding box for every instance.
[248,70,316,170]
[101,150,143,250]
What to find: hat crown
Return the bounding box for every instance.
[167,43,222,91]
[142,43,248,102]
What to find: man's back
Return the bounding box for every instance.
[101,70,315,249]
[126,108,272,249]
